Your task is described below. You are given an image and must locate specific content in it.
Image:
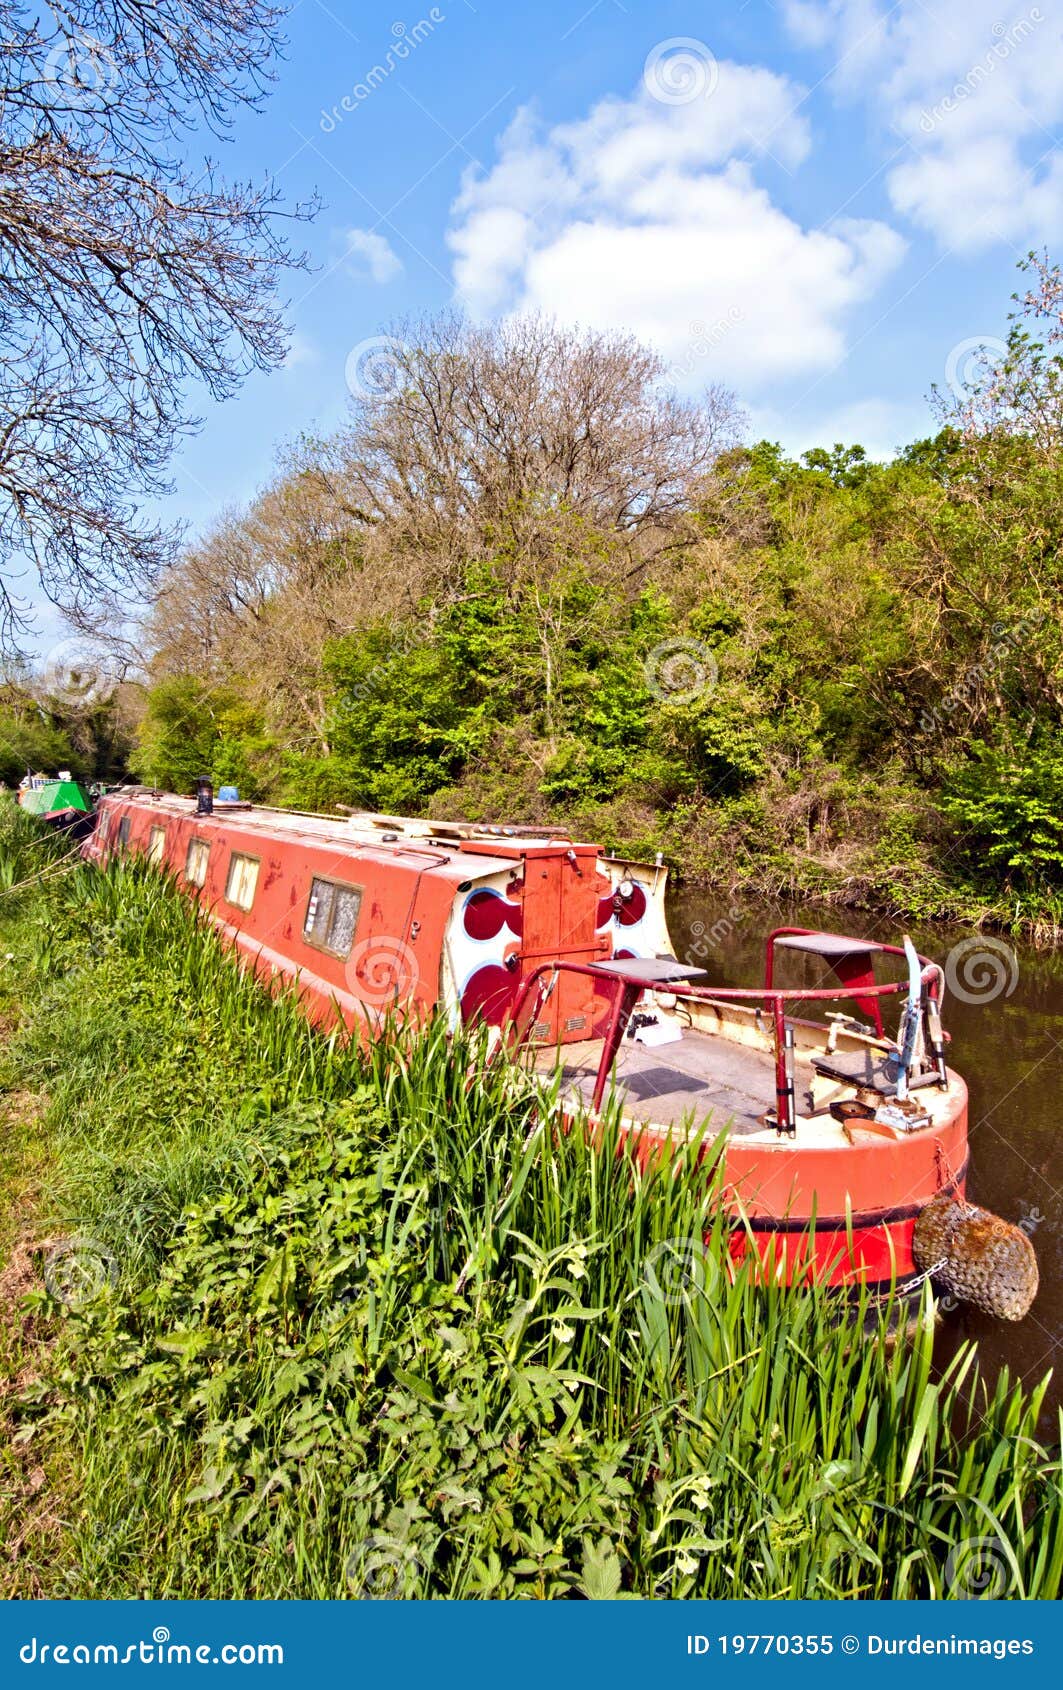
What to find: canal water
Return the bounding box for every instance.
[667,889,1063,1421]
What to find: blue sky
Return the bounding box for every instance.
[27,0,1063,648]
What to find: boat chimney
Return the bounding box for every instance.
[195,776,214,816]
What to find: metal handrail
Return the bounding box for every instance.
[507,949,946,1136]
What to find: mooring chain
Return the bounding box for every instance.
[863,1255,949,1309]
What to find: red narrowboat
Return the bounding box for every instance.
[82,783,991,1301]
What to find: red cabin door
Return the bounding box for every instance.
[518,845,603,1044]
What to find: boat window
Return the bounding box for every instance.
[303,875,363,958]
[185,837,210,888]
[225,851,260,912]
[118,816,131,847]
[148,826,166,865]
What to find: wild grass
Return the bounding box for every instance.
[0,816,1061,1598]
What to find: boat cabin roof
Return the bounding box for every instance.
[99,789,600,885]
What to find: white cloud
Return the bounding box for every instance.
[342,227,404,283]
[781,0,1063,250]
[754,393,931,460]
[282,331,318,371]
[447,58,904,392]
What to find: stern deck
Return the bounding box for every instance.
[532,1016,956,1151]
[534,1025,822,1143]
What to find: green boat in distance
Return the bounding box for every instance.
[18,773,96,837]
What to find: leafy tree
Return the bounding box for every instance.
[132,676,230,794]
[0,705,82,786]
[801,443,872,488]
[940,739,1063,889]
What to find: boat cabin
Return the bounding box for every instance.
[86,787,970,1289]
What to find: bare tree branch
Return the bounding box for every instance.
[306,311,746,608]
[0,0,316,652]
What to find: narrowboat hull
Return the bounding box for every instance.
[84,788,971,1294]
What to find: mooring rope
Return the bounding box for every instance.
[0,840,86,899]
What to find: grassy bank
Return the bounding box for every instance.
[0,805,1061,1599]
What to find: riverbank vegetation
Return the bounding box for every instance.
[113,262,1063,937]
[8,263,1063,934]
[1,805,1061,1598]
[0,664,135,791]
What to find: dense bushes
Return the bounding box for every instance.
[940,739,1063,890]
[127,308,1063,930]
[129,433,1063,930]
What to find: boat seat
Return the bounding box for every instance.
[588,958,709,985]
[774,932,883,960]
[812,1048,938,1096]
[772,931,887,1036]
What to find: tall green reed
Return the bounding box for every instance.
[1,848,1060,1599]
